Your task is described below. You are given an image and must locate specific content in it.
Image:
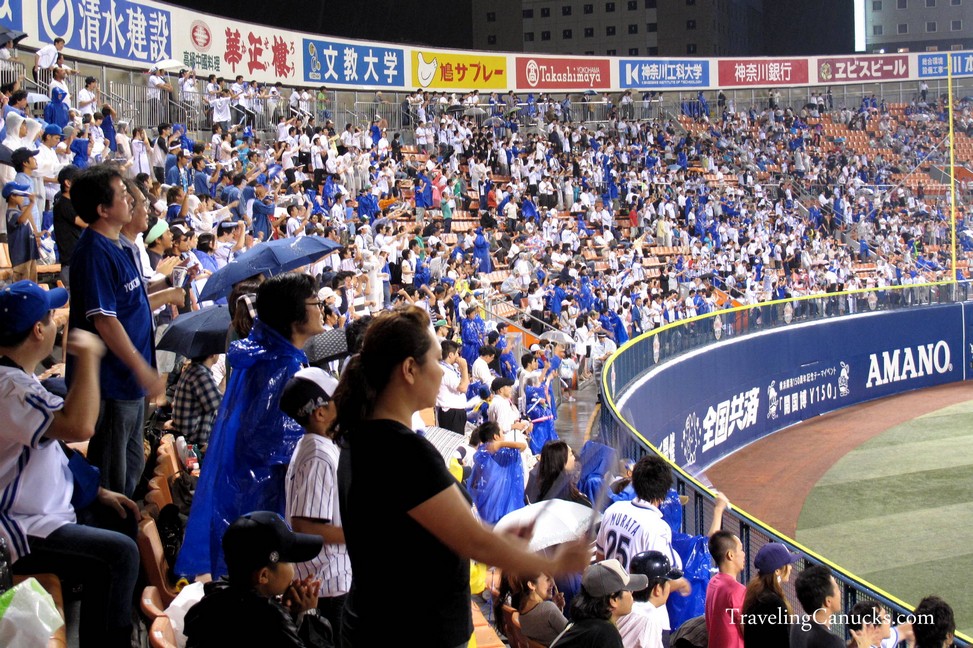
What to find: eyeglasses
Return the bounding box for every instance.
[306,300,326,309]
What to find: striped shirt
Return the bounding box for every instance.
[285,433,351,596]
[0,363,76,562]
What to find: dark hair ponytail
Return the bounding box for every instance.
[332,306,433,444]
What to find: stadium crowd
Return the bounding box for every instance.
[0,44,970,647]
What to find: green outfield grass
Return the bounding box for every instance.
[797,400,973,638]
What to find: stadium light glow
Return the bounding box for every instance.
[854,0,866,52]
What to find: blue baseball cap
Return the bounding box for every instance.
[43,124,63,138]
[2,181,31,199]
[0,280,68,337]
[754,542,801,575]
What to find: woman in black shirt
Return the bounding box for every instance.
[742,542,802,648]
[332,306,591,647]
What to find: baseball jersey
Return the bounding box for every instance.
[597,498,682,630]
[285,433,351,597]
[597,499,681,570]
[0,362,76,562]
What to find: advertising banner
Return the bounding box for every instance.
[918,52,973,78]
[0,0,23,31]
[304,38,404,87]
[817,55,909,82]
[36,0,171,66]
[176,17,300,80]
[412,50,507,90]
[515,56,611,90]
[619,59,709,89]
[717,58,809,87]
[616,306,965,471]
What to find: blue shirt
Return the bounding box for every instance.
[66,229,154,400]
[5,207,37,266]
[252,199,275,242]
[193,169,211,197]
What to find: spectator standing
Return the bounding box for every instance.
[3,180,39,281]
[67,165,165,497]
[617,550,682,648]
[741,543,800,648]
[333,306,591,646]
[51,164,83,287]
[148,66,173,126]
[791,564,844,648]
[705,530,747,648]
[171,353,224,454]
[77,76,100,118]
[280,367,350,647]
[435,339,470,434]
[912,596,954,648]
[177,272,325,579]
[33,37,64,80]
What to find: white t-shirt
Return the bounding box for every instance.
[285,434,351,597]
[148,74,166,101]
[617,600,666,648]
[211,97,231,123]
[437,361,467,410]
[36,44,59,69]
[77,87,98,116]
[0,365,76,562]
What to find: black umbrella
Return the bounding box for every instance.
[157,304,231,358]
[446,104,464,114]
[0,28,28,47]
[304,328,349,365]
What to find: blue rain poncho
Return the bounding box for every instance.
[469,444,524,525]
[175,318,307,578]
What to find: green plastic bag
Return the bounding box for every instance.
[0,577,64,646]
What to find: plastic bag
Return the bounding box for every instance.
[0,577,64,646]
[666,532,713,632]
[659,488,683,534]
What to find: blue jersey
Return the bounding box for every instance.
[66,229,154,400]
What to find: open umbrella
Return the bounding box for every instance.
[153,58,183,71]
[157,304,231,358]
[494,500,600,551]
[446,104,465,114]
[0,28,28,47]
[483,116,505,128]
[464,106,486,116]
[27,93,50,105]
[540,330,573,346]
[506,106,522,117]
[304,327,348,365]
[198,236,342,302]
[419,426,468,466]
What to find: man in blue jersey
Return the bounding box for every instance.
[67,164,166,498]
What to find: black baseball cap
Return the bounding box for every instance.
[222,511,322,577]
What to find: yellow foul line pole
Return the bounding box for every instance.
[948,52,958,280]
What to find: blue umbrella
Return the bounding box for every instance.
[198,236,342,302]
[157,304,231,358]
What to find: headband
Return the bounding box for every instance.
[144,219,169,244]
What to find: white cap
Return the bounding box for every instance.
[318,287,337,301]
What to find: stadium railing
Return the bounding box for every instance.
[600,281,973,646]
